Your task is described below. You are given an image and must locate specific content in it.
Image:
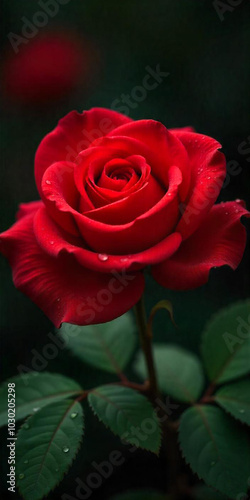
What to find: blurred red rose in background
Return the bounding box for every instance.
[2,32,98,105]
[0,108,248,326]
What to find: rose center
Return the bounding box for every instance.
[97,158,140,192]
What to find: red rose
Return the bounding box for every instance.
[0,108,248,326]
[2,32,96,105]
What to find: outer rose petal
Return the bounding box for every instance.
[0,211,145,327]
[16,200,43,220]
[34,206,182,273]
[152,201,249,290]
[35,108,132,195]
[171,130,226,240]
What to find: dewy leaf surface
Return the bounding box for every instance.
[16,399,84,500]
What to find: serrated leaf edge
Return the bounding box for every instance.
[87,387,162,455]
[16,399,84,500]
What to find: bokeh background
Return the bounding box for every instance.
[1,0,250,498]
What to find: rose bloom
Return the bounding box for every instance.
[0,109,249,326]
[2,32,95,105]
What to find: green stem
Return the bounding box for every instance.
[134,296,158,398]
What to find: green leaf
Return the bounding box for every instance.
[59,313,136,374]
[88,385,161,454]
[179,405,250,499]
[201,300,250,385]
[214,379,250,425]
[134,344,204,403]
[110,491,165,500]
[16,399,84,500]
[0,372,82,427]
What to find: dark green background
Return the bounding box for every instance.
[0,1,250,499]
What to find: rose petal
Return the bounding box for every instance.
[0,210,144,327]
[34,206,182,272]
[152,201,249,290]
[41,161,80,235]
[172,130,226,240]
[35,108,132,195]
[16,200,43,220]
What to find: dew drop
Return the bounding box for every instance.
[19,473,25,480]
[225,212,229,215]
[98,253,108,262]
[120,258,128,263]
[235,198,241,203]
[24,460,29,464]
[56,298,61,302]
[235,209,239,213]
[207,176,211,180]
[239,409,245,414]
[33,407,39,412]
[70,412,78,419]
[62,446,69,453]
[50,241,55,245]
[211,461,216,466]
[55,468,59,472]
[23,423,29,430]
[45,180,51,185]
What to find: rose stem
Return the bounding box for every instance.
[134,295,158,398]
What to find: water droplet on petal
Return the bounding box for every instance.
[62,446,69,453]
[19,473,25,480]
[50,241,55,245]
[235,209,239,213]
[235,198,241,203]
[225,212,229,215]
[207,176,211,180]
[45,180,51,185]
[239,409,245,414]
[98,253,108,262]
[70,412,78,419]
[24,460,29,464]
[120,258,129,263]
